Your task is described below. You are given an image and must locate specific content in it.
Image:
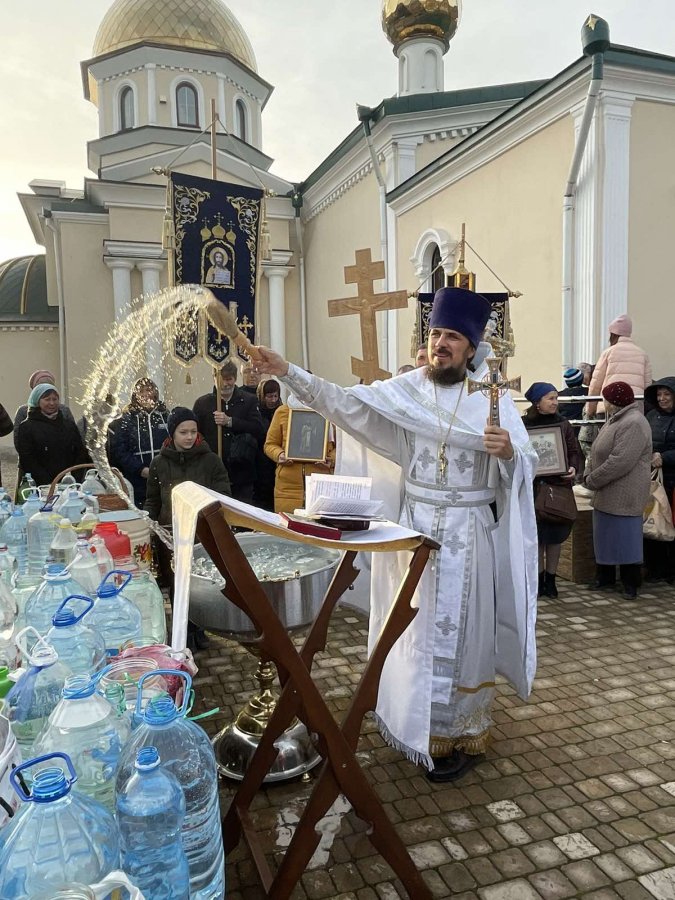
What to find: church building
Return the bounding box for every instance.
[2,0,675,416]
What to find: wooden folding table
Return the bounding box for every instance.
[195,500,438,900]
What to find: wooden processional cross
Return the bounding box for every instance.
[328,248,409,383]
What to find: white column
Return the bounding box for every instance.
[147,64,157,125]
[599,94,633,340]
[263,259,291,359]
[104,258,134,323]
[137,261,165,393]
[397,38,445,96]
[217,74,227,131]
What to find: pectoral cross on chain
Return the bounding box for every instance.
[467,358,521,427]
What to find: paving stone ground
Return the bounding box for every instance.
[188,578,675,900]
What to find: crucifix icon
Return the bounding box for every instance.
[467,358,521,427]
[328,248,409,383]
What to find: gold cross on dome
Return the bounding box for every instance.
[328,248,409,383]
[586,14,598,30]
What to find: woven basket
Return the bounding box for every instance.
[47,463,130,512]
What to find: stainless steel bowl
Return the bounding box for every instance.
[188,533,342,643]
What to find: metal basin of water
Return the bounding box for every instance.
[188,533,342,643]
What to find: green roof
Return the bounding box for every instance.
[0,255,56,323]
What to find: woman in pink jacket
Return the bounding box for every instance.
[585,315,652,418]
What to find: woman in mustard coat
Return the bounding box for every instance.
[264,402,335,514]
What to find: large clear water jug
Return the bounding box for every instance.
[22,564,89,636]
[46,595,106,675]
[88,572,142,659]
[116,671,225,900]
[0,508,28,577]
[116,745,190,899]
[59,489,88,526]
[11,572,42,623]
[117,563,167,644]
[70,539,103,596]
[5,627,71,759]
[27,502,60,576]
[19,488,42,523]
[82,469,107,495]
[90,536,114,580]
[34,673,131,811]
[75,511,99,540]
[0,752,119,897]
[0,543,16,587]
[0,577,17,669]
[0,492,12,530]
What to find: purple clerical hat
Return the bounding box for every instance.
[429,287,492,348]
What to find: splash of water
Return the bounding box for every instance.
[79,284,215,546]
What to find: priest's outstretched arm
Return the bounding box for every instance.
[254,347,403,465]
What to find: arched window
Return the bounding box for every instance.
[176,82,199,128]
[430,245,445,292]
[235,99,247,142]
[119,86,135,131]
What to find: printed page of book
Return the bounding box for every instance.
[305,474,373,514]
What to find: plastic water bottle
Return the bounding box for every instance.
[90,535,114,580]
[116,746,190,899]
[0,544,16,587]
[82,490,100,516]
[5,628,71,758]
[116,671,225,900]
[71,539,104,595]
[34,673,131,811]
[20,488,42,523]
[76,511,99,540]
[82,469,107,495]
[118,561,167,644]
[22,564,89,636]
[0,492,12,530]
[50,517,79,566]
[88,572,142,659]
[0,752,119,896]
[0,577,17,668]
[27,502,59,575]
[0,508,28,577]
[46,595,106,675]
[11,572,42,623]
[59,488,88,525]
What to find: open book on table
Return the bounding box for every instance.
[299,474,385,518]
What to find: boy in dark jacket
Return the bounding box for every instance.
[144,407,231,651]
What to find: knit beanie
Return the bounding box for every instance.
[524,382,557,404]
[563,367,584,388]
[602,381,634,408]
[167,406,198,437]
[28,369,56,389]
[608,314,632,337]
[28,383,58,409]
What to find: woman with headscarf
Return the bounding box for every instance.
[111,378,169,508]
[254,378,282,510]
[13,369,75,450]
[522,382,582,598]
[584,382,652,600]
[15,384,89,488]
[644,377,675,582]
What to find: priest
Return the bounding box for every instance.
[255,287,539,782]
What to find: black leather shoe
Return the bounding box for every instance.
[587,581,616,592]
[622,586,638,600]
[426,750,485,783]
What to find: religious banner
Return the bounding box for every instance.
[414,292,512,355]
[170,171,263,366]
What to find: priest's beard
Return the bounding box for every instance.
[426,362,468,386]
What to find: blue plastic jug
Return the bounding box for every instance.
[22,563,90,635]
[116,745,190,899]
[0,752,119,897]
[116,671,225,900]
[88,571,142,658]
[34,673,131,811]
[46,595,106,675]
[5,627,71,758]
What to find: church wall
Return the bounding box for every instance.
[394,114,574,391]
[0,328,60,432]
[415,136,461,171]
[302,172,383,385]
[98,73,146,135]
[627,99,675,380]
[108,207,163,244]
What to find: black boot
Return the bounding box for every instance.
[426,749,485,783]
[544,572,558,599]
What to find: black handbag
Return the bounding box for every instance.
[535,482,578,524]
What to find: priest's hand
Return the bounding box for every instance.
[253,346,289,377]
[483,423,514,460]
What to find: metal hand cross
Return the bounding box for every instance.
[467,358,521,427]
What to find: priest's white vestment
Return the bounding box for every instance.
[281,363,538,769]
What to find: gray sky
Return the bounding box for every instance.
[2,0,675,262]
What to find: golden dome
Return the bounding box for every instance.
[92,0,257,71]
[382,0,460,52]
